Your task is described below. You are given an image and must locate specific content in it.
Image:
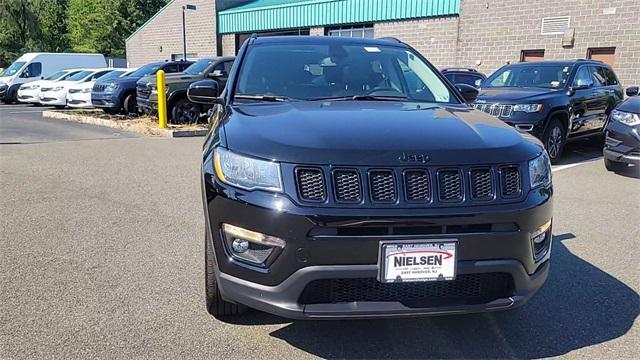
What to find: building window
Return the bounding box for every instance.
[326,24,373,38]
[520,49,545,62]
[587,47,616,66]
[171,53,198,61]
[235,29,310,53]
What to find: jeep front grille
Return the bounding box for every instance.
[470,168,494,200]
[333,170,362,203]
[501,166,521,197]
[369,170,396,203]
[93,84,106,92]
[404,170,431,202]
[438,170,463,202]
[296,168,326,202]
[475,103,513,118]
[293,164,524,207]
[136,85,151,99]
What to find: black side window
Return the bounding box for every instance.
[178,63,191,71]
[163,65,179,73]
[213,61,233,77]
[21,62,42,78]
[572,66,593,88]
[223,61,234,74]
[89,70,109,81]
[600,67,619,86]
[589,66,605,87]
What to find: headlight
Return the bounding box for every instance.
[104,83,118,93]
[52,86,64,91]
[82,88,92,93]
[529,152,552,189]
[513,104,543,113]
[213,147,283,192]
[611,109,640,126]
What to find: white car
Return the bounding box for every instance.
[17,69,84,105]
[66,68,134,109]
[39,68,113,107]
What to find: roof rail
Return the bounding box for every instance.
[378,37,403,43]
[249,33,258,45]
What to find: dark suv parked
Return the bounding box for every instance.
[476,60,623,163]
[603,86,640,172]
[91,60,192,114]
[441,68,486,88]
[190,36,553,319]
[136,57,235,123]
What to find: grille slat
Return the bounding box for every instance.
[333,170,362,203]
[299,273,514,307]
[136,84,151,99]
[501,166,521,197]
[369,171,396,203]
[404,170,431,202]
[470,168,494,200]
[296,168,326,202]
[438,170,463,202]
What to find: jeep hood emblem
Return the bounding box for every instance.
[399,152,430,163]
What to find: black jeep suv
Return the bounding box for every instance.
[476,60,623,163]
[191,36,553,319]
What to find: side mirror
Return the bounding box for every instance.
[209,69,225,78]
[455,83,479,103]
[626,86,639,97]
[187,80,221,105]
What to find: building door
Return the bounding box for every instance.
[587,47,616,67]
[520,49,545,62]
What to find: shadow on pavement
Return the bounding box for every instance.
[554,136,604,167]
[252,234,638,358]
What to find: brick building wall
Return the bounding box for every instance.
[374,17,460,69]
[456,0,640,86]
[126,0,217,67]
[221,34,235,56]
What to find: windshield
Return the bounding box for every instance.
[128,64,162,78]
[2,61,26,77]
[44,71,68,81]
[485,64,573,89]
[235,43,457,103]
[184,59,214,75]
[66,70,93,81]
[444,73,484,88]
[97,70,126,81]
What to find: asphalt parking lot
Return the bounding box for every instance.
[1,104,638,359]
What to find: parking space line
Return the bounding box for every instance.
[552,156,603,172]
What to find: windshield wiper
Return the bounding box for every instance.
[234,94,293,102]
[311,95,409,101]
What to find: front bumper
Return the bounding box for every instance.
[204,171,553,319]
[17,89,40,103]
[603,122,640,165]
[67,91,93,108]
[136,96,157,113]
[38,90,67,106]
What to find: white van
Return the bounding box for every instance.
[0,53,106,104]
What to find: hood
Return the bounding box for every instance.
[51,80,80,89]
[107,76,141,87]
[0,76,14,85]
[477,87,561,103]
[617,97,640,114]
[69,81,94,90]
[222,101,543,166]
[19,79,49,89]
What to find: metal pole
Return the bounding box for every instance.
[157,70,167,129]
[182,6,187,60]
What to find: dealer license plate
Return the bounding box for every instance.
[378,241,457,283]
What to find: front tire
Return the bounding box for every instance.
[122,93,137,115]
[171,98,201,124]
[205,230,245,316]
[604,158,627,172]
[543,118,566,164]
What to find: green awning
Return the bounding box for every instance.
[218,0,460,34]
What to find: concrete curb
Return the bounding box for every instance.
[42,110,207,138]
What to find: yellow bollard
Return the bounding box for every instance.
[157,70,167,128]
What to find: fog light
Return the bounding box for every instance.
[222,224,285,266]
[231,238,249,253]
[531,219,552,261]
